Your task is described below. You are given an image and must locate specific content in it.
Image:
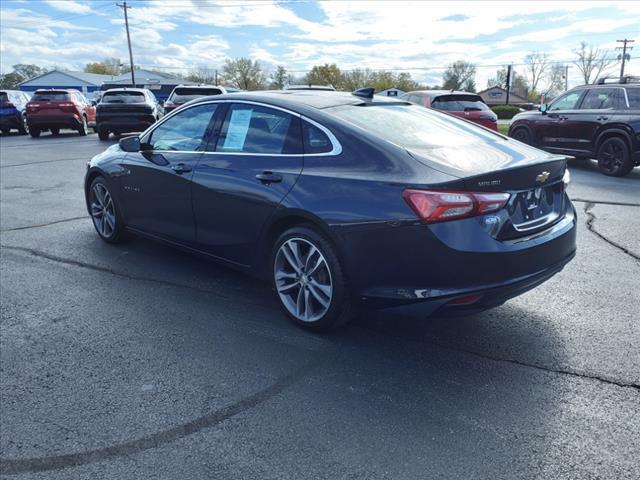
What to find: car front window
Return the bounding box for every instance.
[147,104,218,151]
[549,91,582,111]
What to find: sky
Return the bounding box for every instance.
[1,0,639,89]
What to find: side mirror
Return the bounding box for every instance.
[538,104,548,114]
[119,136,141,152]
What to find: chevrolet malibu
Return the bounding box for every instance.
[85,90,576,331]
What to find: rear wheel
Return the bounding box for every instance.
[1,129,9,135]
[88,176,127,243]
[50,128,60,135]
[18,113,29,135]
[511,127,531,145]
[272,226,353,332]
[78,116,88,136]
[597,137,633,177]
[29,128,40,138]
[98,127,109,141]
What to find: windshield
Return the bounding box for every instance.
[101,91,145,103]
[328,103,500,151]
[32,92,70,101]
[431,95,490,112]
[169,88,222,103]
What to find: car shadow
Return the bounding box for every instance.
[567,157,640,180]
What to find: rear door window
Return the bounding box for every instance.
[625,88,640,108]
[579,88,620,110]
[101,91,145,103]
[215,104,302,154]
[147,103,218,151]
[431,95,490,112]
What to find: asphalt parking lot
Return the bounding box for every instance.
[1,131,639,479]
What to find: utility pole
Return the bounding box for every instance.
[505,64,512,105]
[117,1,136,87]
[616,38,635,80]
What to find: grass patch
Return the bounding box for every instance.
[498,124,509,136]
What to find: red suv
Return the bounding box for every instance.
[26,89,96,138]
[403,90,498,131]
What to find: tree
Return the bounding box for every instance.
[573,41,616,84]
[84,58,121,76]
[0,64,46,89]
[269,66,289,89]
[303,64,345,89]
[540,64,567,101]
[487,67,529,98]
[186,67,217,84]
[442,61,476,91]
[222,58,266,90]
[523,52,550,101]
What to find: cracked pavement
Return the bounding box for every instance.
[1,132,639,479]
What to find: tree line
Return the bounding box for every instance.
[0,41,622,102]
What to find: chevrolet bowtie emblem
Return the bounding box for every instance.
[536,171,551,183]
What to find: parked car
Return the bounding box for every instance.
[0,90,31,135]
[96,88,163,141]
[25,89,95,137]
[509,77,640,176]
[164,85,232,114]
[85,90,576,331]
[403,90,498,131]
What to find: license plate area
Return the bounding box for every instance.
[502,184,564,237]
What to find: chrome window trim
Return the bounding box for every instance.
[622,88,630,108]
[140,99,342,157]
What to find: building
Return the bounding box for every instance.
[376,88,406,97]
[19,70,116,99]
[101,69,196,100]
[477,86,529,106]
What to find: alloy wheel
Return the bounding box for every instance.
[599,140,624,174]
[274,237,333,322]
[90,183,116,238]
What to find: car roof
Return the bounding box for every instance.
[407,90,480,97]
[191,90,408,111]
[33,89,79,93]
[103,87,148,93]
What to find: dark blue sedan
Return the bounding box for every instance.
[85,90,576,331]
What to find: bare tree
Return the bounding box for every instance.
[523,52,550,101]
[442,61,476,91]
[540,64,566,101]
[573,42,616,84]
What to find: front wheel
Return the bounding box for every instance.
[29,128,40,138]
[511,127,531,145]
[98,127,109,141]
[88,176,128,243]
[18,113,29,135]
[272,226,353,332]
[597,137,633,177]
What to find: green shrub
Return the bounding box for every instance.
[491,105,521,120]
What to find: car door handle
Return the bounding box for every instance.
[558,116,569,121]
[597,116,609,121]
[171,163,191,174]
[255,172,282,184]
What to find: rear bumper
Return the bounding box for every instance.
[97,115,155,133]
[27,114,81,129]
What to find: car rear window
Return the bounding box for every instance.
[328,103,500,151]
[626,88,640,108]
[32,92,70,101]
[170,87,222,103]
[431,94,490,112]
[101,91,145,103]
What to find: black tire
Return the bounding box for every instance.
[271,226,354,332]
[92,126,99,133]
[98,127,109,141]
[78,116,88,136]
[18,113,29,135]
[29,128,40,138]
[597,136,634,177]
[50,128,60,135]
[1,129,9,135]
[511,127,531,145]
[88,176,128,243]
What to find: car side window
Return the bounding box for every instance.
[302,120,332,154]
[215,104,302,154]
[549,91,582,111]
[626,88,640,108]
[147,103,218,152]
[580,88,618,110]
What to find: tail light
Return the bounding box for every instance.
[403,189,510,224]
